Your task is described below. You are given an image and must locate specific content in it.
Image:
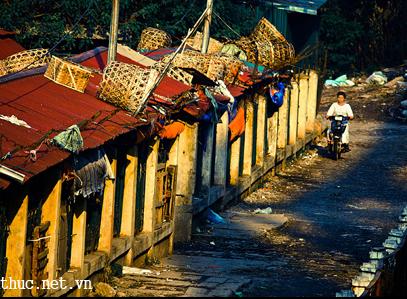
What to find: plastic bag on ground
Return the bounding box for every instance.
[207,208,226,224]
[324,75,355,87]
[253,207,273,214]
[366,71,388,85]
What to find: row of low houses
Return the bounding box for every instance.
[0,17,326,297]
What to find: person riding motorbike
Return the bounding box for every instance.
[326,91,354,152]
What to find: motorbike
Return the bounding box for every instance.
[327,115,349,160]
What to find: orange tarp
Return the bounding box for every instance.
[228,106,245,142]
[158,121,185,139]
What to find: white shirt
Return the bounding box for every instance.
[327,102,354,118]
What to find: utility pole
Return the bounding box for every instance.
[201,0,214,54]
[107,0,120,65]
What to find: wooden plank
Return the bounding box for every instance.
[120,146,138,265]
[306,70,319,133]
[229,137,241,186]
[256,95,267,166]
[267,109,278,159]
[214,111,229,187]
[98,155,117,255]
[70,198,87,272]
[4,193,28,297]
[288,80,299,145]
[40,177,62,281]
[173,124,198,244]
[277,88,289,149]
[143,140,159,233]
[298,75,309,140]
[201,122,214,191]
[243,100,254,176]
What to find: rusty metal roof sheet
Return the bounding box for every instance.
[0,47,191,190]
[0,38,25,59]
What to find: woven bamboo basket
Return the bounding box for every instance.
[270,42,295,69]
[162,50,210,75]
[3,48,50,74]
[152,61,193,85]
[137,27,172,51]
[44,56,93,93]
[192,31,224,54]
[210,54,244,84]
[0,60,6,76]
[231,36,259,64]
[251,17,287,44]
[98,61,159,114]
[206,58,226,81]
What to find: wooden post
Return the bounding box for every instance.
[229,137,241,186]
[143,140,159,234]
[288,81,299,145]
[70,199,87,272]
[120,146,138,265]
[256,95,267,166]
[306,70,319,133]
[214,111,229,187]
[267,110,278,158]
[166,138,179,255]
[298,75,309,140]
[201,123,214,192]
[173,124,198,243]
[277,88,290,148]
[4,193,28,297]
[243,101,254,176]
[41,177,62,281]
[98,155,117,256]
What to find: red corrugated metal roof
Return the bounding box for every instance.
[0,38,25,59]
[0,29,16,36]
[0,74,148,189]
[80,49,191,99]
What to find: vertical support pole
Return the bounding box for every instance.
[201,123,214,193]
[298,74,309,140]
[166,138,179,255]
[98,155,117,256]
[229,137,241,186]
[173,124,198,243]
[267,110,278,158]
[120,146,138,266]
[243,101,254,176]
[277,89,289,148]
[107,0,120,64]
[201,0,214,54]
[4,193,28,297]
[143,140,159,234]
[70,199,87,272]
[256,95,267,166]
[288,81,299,145]
[214,111,228,187]
[41,176,62,281]
[306,70,319,133]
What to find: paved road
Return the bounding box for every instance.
[174,119,407,297]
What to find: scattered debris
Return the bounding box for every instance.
[253,207,273,214]
[122,266,158,276]
[92,282,116,297]
[366,71,387,85]
[0,114,32,128]
[207,208,227,224]
[325,75,355,87]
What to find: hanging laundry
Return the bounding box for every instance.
[52,124,83,153]
[158,121,185,139]
[0,114,32,128]
[73,148,115,199]
[228,106,245,142]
